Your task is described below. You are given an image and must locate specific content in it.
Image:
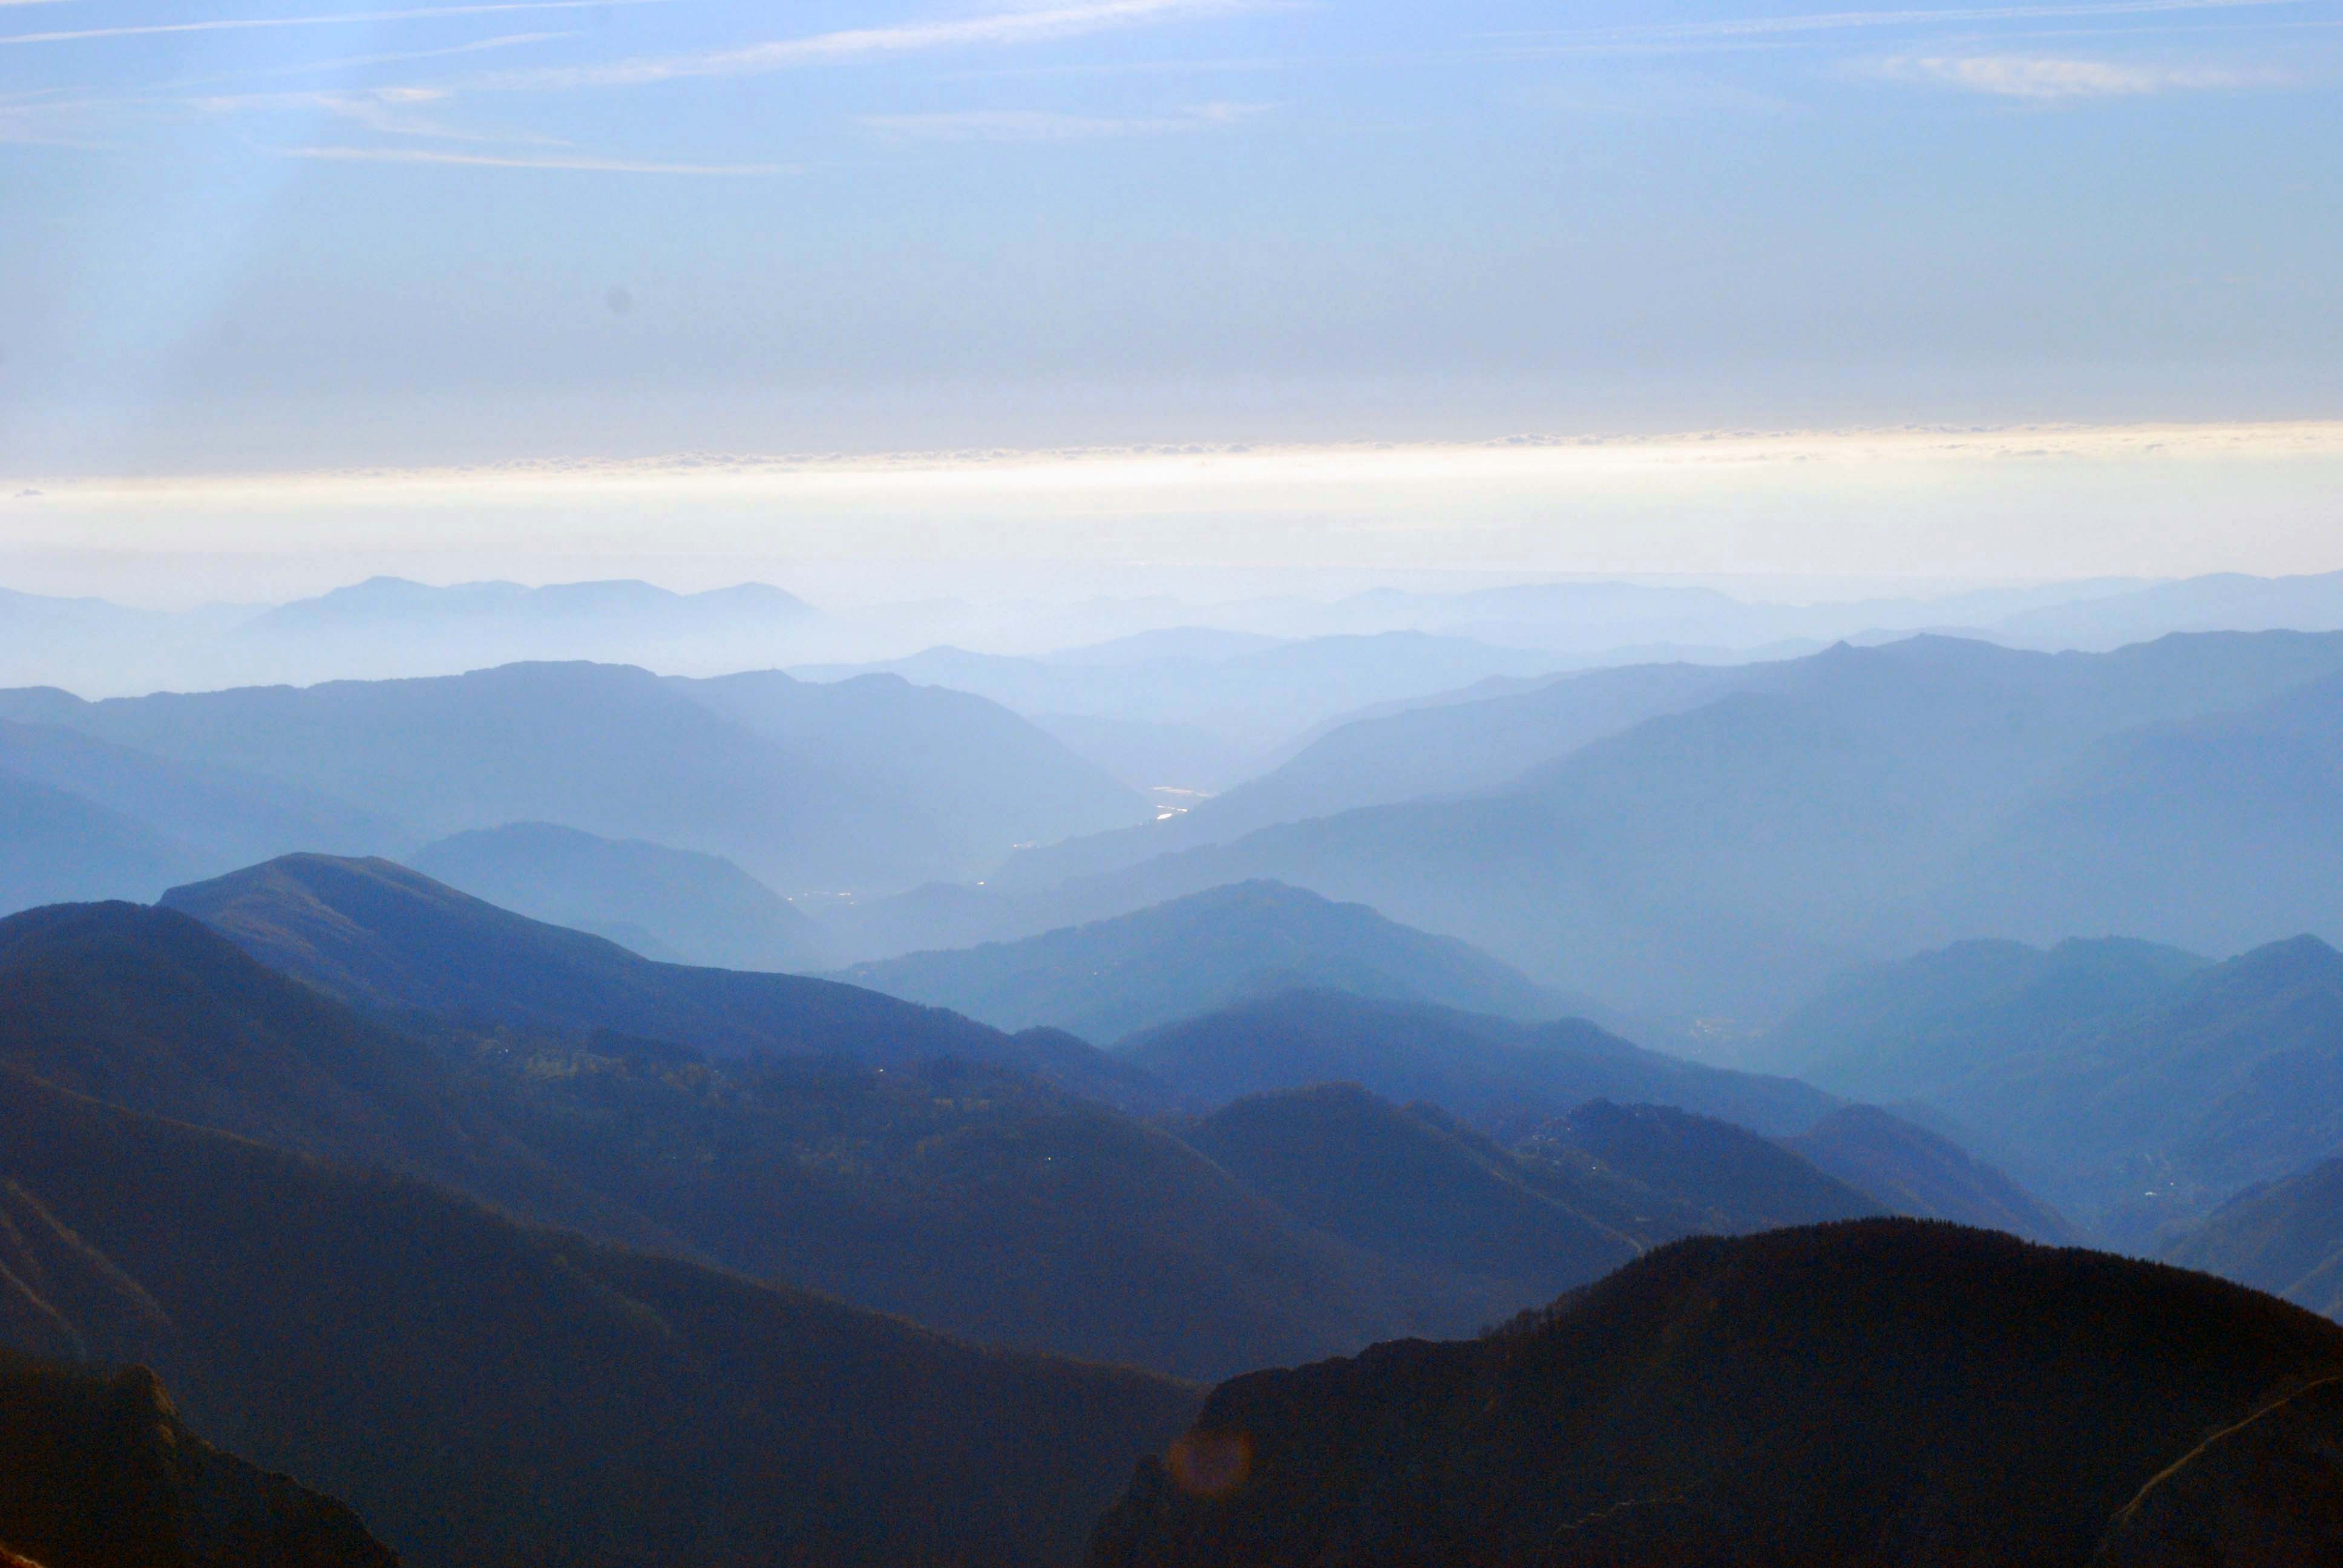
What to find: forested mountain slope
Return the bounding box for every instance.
[1092,1221,2343,1568]
[0,1068,1198,1568]
[834,881,1571,1042]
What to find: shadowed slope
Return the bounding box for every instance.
[161,854,1159,1108]
[1091,1220,2343,1568]
[834,881,1573,1043]
[1763,935,2210,1102]
[1537,1100,1878,1233]
[2166,1157,2343,1320]
[0,1068,1197,1568]
[1122,988,1836,1135]
[0,716,392,916]
[1181,1085,1639,1329]
[2091,1374,2343,1565]
[410,822,830,971]
[1769,931,2343,1240]
[0,900,673,1253]
[1965,935,2343,1236]
[1,660,1147,894]
[0,898,1440,1382]
[0,1351,397,1568]
[0,774,189,918]
[1786,1104,2085,1245]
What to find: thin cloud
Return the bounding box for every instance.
[1875,52,2293,93]
[0,87,122,146]
[196,85,571,143]
[937,54,1297,80]
[479,0,1271,90]
[0,0,670,48]
[1487,0,2312,48]
[224,31,572,81]
[282,144,785,174]
[863,100,1273,139]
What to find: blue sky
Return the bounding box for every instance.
[5,0,2338,469]
[1,1,2338,595]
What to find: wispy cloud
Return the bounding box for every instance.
[1487,0,2312,51]
[0,0,668,48]
[0,83,127,146]
[224,31,572,82]
[936,53,1297,80]
[281,145,784,174]
[195,84,572,143]
[1873,52,2293,94]
[1,47,580,149]
[862,100,1272,140]
[479,0,1270,90]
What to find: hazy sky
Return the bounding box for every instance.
[4,1,2339,587]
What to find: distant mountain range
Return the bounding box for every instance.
[1784,1104,2088,1246]
[1764,934,2212,1103]
[2001,567,2343,649]
[18,565,2343,702]
[20,601,2343,1010]
[963,630,2343,1022]
[0,715,392,915]
[410,820,832,970]
[0,660,1147,902]
[1765,930,2343,1240]
[1122,988,1838,1135]
[831,881,1579,1042]
[1091,1220,2343,1568]
[241,574,818,657]
[2167,1157,2343,1321]
[0,576,827,693]
[991,658,1757,892]
[793,630,1579,785]
[1118,988,2081,1244]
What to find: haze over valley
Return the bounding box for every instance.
[8,0,2342,1560]
[11,566,2343,1560]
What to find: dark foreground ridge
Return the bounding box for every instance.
[0,1064,1195,1568]
[1090,1219,2343,1568]
[0,1349,396,1568]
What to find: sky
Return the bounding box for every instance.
[2,0,2339,593]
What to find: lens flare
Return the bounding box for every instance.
[1166,1427,1253,1499]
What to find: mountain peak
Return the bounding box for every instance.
[2220,932,2343,985]
[833,882,1568,1044]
